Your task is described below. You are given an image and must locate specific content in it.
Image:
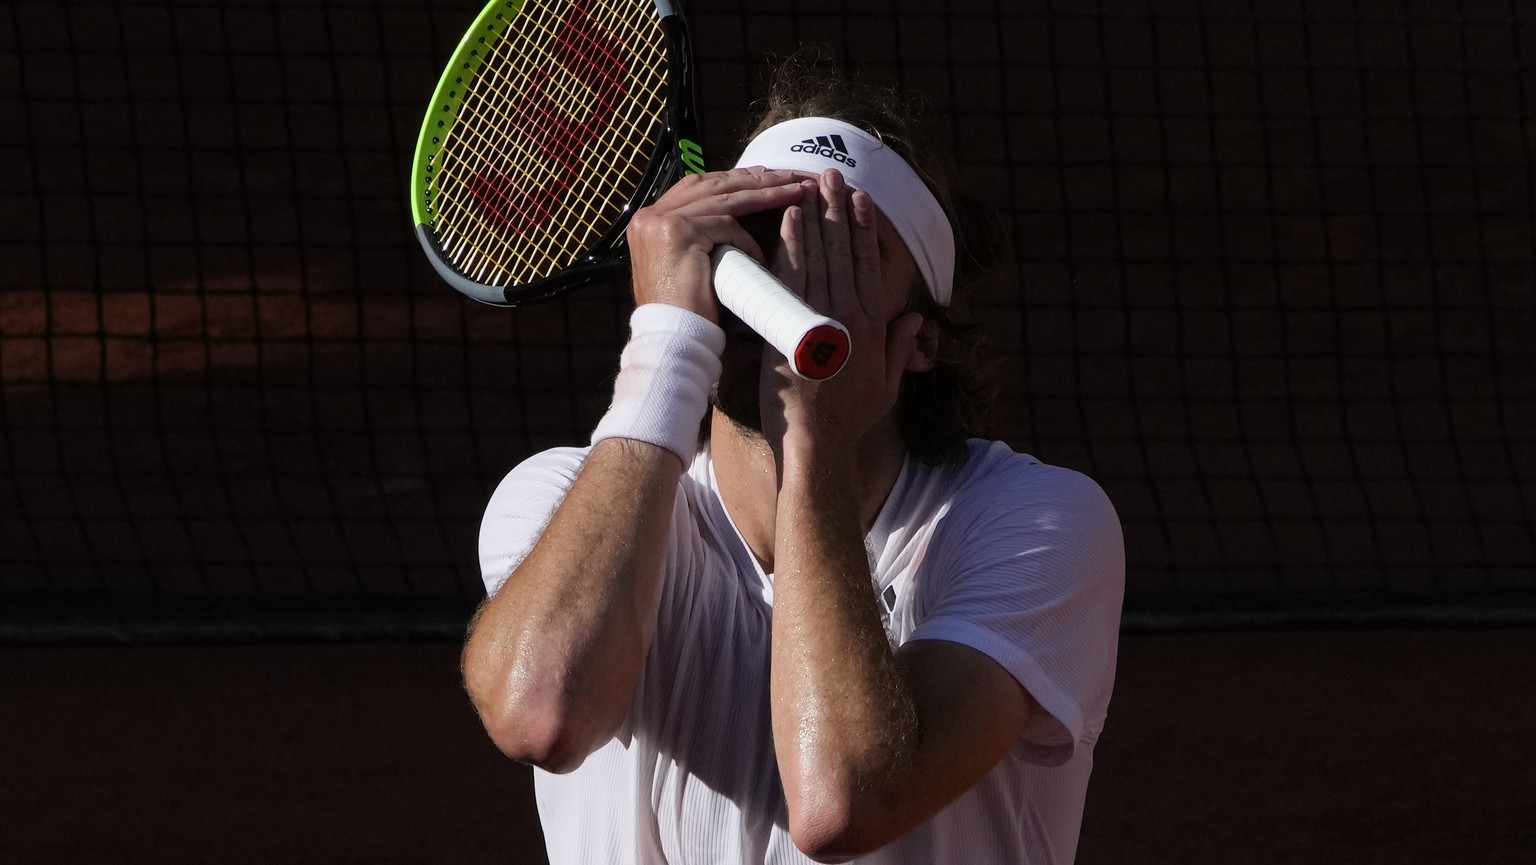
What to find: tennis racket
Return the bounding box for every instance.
[409,0,850,380]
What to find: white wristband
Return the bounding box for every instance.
[591,304,726,465]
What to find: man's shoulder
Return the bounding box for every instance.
[517,444,592,469]
[498,445,591,491]
[497,444,717,513]
[953,439,1106,495]
[944,439,1120,529]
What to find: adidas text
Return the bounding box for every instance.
[790,134,858,168]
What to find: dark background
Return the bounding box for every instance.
[4,632,1534,863]
[2,0,1533,861]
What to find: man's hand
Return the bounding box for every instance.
[758,169,928,462]
[626,167,808,322]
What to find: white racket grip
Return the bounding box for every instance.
[710,245,851,380]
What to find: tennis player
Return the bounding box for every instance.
[464,65,1125,864]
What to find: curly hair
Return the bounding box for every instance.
[744,52,1003,464]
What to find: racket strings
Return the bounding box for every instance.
[441,6,599,276]
[462,14,660,281]
[437,1,653,274]
[431,0,668,287]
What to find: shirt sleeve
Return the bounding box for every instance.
[905,458,1125,766]
[477,446,590,596]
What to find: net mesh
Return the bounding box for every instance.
[2,0,1533,638]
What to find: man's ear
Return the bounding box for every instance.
[904,316,940,373]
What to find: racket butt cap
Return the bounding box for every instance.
[792,325,851,380]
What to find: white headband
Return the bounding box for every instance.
[733,117,955,306]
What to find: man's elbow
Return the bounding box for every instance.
[463,655,601,774]
[475,695,594,774]
[786,789,896,863]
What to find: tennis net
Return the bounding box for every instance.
[2,0,1533,639]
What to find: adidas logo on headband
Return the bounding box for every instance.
[789,134,858,168]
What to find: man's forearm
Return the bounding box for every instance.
[769,447,920,856]
[463,438,680,772]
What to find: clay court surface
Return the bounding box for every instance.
[4,628,1532,864]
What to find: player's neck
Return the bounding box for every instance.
[708,410,907,574]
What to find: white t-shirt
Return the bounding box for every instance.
[479,439,1125,864]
